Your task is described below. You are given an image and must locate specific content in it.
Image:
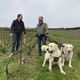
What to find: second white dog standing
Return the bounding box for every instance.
[61,43,74,68]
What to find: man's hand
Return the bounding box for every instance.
[45,33,48,37]
[10,33,13,36]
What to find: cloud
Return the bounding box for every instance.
[0,0,80,28]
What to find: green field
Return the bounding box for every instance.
[0,28,80,80]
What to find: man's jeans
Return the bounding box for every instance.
[11,33,21,53]
[37,35,47,55]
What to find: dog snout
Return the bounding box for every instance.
[47,48,49,51]
[68,50,71,53]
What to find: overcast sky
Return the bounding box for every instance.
[0,0,80,28]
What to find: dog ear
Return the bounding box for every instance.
[62,44,65,47]
[71,45,74,48]
[58,43,65,47]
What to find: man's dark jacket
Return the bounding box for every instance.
[10,19,26,34]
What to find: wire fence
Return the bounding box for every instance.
[0,29,63,79]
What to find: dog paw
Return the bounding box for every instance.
[42,64,45,67]
[61,71,66,75]
[69,65,73,68]
[49,68,52,72]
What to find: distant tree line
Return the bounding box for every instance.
[0,27,80,32]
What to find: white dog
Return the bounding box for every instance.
[61,43,74,68]
[42,43,66,74]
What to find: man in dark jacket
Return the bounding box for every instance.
[36,16,48,56]
[10,14,26,55]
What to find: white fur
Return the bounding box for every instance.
[41,45,49,52]
[61,44,74,68]
[48,43,59,52]
[42,43,66,74]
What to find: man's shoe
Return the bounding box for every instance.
[15,49,21,54]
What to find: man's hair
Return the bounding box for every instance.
[17,14,22,17]
[39,16,43,19]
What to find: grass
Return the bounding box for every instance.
[0,29,80,80]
